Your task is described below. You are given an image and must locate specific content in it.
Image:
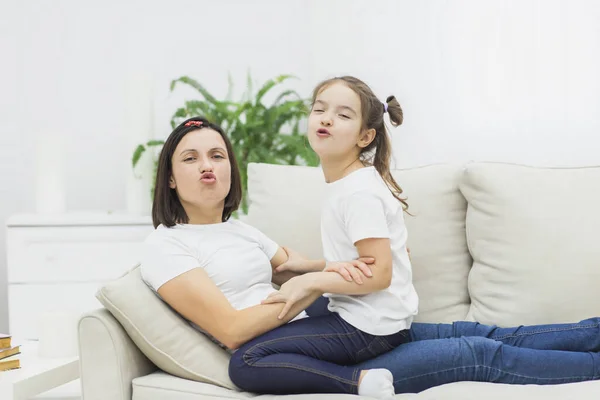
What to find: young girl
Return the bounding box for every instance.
[228,76,418,398]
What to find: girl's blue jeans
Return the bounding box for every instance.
[229,297,600,394]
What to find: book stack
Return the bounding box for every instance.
[0,333,21,371]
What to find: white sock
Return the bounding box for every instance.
[357,368,395,399]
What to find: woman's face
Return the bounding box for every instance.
[169,128,232,212]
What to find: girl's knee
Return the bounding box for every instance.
[459,336,503,362]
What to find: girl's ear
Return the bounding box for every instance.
[357,128,376,148]
[169,176,176,189]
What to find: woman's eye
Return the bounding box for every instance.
[213,154,225,159]
[184,157,195,162]
[339,114,350,119]
[312,109,324,113]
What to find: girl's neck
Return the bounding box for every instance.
[320,156,365,183]
[183,202,225,225]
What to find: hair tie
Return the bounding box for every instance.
[383,102,388,114]
[184,120,203,127]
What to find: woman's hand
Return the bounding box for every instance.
[262,275,320,319]
[323,258,374,284]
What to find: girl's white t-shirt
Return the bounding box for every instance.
[141,219,283,312]
[321,166,419,335]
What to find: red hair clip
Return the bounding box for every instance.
[184,120,203,127]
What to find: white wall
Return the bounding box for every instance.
[309,0,600,168]
[0,0,312,332]
[1,0,600,331]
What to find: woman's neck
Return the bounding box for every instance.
[320,156,365,184]
[183,202,225,225]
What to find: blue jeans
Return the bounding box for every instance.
[362,318,600,393]
[230,297,600,394]
[228,307,410,394]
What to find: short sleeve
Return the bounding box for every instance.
[237,221,279,260]
[343,192,390,244]
[140,232,201,291]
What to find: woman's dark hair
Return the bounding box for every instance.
[152,117,242,228]
[312,76,408,211]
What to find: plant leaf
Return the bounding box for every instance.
[171,76,218,104]
[132,144,146,168]
[255,75,296,104]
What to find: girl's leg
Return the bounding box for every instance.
[229,312,409,395]
[358,335,600,394]
[409,317,600,351]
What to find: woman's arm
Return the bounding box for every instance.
[270,247,306,286]
[158,267,322,350]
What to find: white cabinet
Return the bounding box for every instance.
[6,213,154,339]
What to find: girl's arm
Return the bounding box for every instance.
[270,246,374,286]
[158,267,322,350]
[263,238,392,317]
[305,237,392,295]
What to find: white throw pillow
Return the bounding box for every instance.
[245,163,471,323]
[460,162,600,326]
[96,266,237,390]
[395,164,471,322]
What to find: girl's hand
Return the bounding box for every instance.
[324,258,374,284]
[274,246,311,274]
[262,275,318,319]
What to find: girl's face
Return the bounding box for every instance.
[169,129,232,212]
[308,82,364,161]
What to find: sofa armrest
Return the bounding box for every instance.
[78,308,157,400]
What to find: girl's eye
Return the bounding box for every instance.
[184,157,195,162]
[339,114,350,119]
[213,154,225,159]
[312,109,324,113]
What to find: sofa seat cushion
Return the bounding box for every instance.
[131,372,600,400]
[132,371,418,399]
[415,380,600,400]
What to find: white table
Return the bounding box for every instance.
[0,341,79,400]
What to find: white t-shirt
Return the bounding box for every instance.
[321,166,419,335]
[141,219,306,316]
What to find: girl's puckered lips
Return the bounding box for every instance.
[317,128,331,137]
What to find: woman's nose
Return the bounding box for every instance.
[199,159,214,173]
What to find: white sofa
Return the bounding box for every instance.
[78,162,600,399]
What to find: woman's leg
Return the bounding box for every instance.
[305,295,332,317]
[409,317,600,351]
[358,335,600,394]
[228,312,409,395]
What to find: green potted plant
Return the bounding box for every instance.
[132,74,319,214]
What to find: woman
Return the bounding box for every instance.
[141,116,600,396]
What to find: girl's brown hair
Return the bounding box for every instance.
[312,76,408,210]
[152,117,242,228]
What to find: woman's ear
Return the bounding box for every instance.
[357,128,376,148]
[169,176,176,189]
